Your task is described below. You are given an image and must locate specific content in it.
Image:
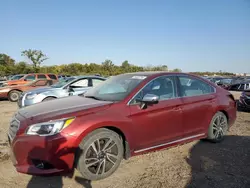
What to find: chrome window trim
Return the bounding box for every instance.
[127,74,216,106]
[134,133,205,153]
[127,75,177,105]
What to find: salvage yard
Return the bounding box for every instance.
[0,91,249,188]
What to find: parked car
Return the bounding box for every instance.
[206,77,224,85]
[0,74,25,87]
[8,72,236,181]
[227,81,250,91]
[0,79,54,102]
[238,91,250,110]
[18,76,106,108]
[58,75,71,80]
[2,73,58,87]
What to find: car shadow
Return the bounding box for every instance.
[0,98,8,101]
[26,133,92,188]
[186,135,250,188]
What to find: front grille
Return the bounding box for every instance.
[8,115,20,141]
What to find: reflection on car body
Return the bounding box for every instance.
[18,76,106,108]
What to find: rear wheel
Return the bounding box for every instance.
[76,128,124,180]
[207,112,228,143]
[8,90,21,102]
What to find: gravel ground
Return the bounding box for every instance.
[0,91,249,188]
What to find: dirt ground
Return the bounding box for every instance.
[0,91,249,188]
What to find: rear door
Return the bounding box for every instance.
[177,75,216,137]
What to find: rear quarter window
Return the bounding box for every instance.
[48,74,57,80]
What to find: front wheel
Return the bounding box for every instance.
[76,128,124,181]
[207,112,228,143]
[8,90,21,102]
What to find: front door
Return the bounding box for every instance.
[177,76,217,137]
[129,76,184,151]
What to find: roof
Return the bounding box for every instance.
[122,71,200,78]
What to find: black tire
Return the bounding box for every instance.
[76,128,124,181]
[207,112,228,143]
[8,90,21,102]
[42,97,56,101]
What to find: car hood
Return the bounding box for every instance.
[18,96,113,122]
[25,86,55,94]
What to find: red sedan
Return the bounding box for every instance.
[8,72,236,180]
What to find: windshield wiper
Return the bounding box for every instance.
[84,95,102,101]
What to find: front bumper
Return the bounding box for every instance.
[8,132,78,175]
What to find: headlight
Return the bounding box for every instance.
[26,93,37,100]
[26,117,75,136]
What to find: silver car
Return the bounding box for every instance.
[18,75,106,108]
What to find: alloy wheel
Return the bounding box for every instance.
[84,138,119,175]
[212,115,227,140]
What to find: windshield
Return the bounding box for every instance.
[84,74,147,101]
[10,75,24,80]
[51,77,76,88]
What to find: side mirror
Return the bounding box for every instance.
[137,94,159,109]
[142,94,159,104]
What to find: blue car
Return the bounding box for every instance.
[18,75,106,108]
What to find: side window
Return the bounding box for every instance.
[178,76,214,97]
[35,80,47,86]
[131,76,176,104]
[48,74,57,80]
[239,84,245,90]
[92,78,105,87]
[25,75,35,81]
[37,74,47,79]
[71,79,88,87]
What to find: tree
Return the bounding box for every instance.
[102,59,115,76]
[21,49,48,72]
[0,54,15,66]
[172,68,182,72]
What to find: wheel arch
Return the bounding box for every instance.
[103,126,131,159]
[8,89,23,96]
[42,96,57,101]
[75,125,131,160]
[219,110,229,121]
